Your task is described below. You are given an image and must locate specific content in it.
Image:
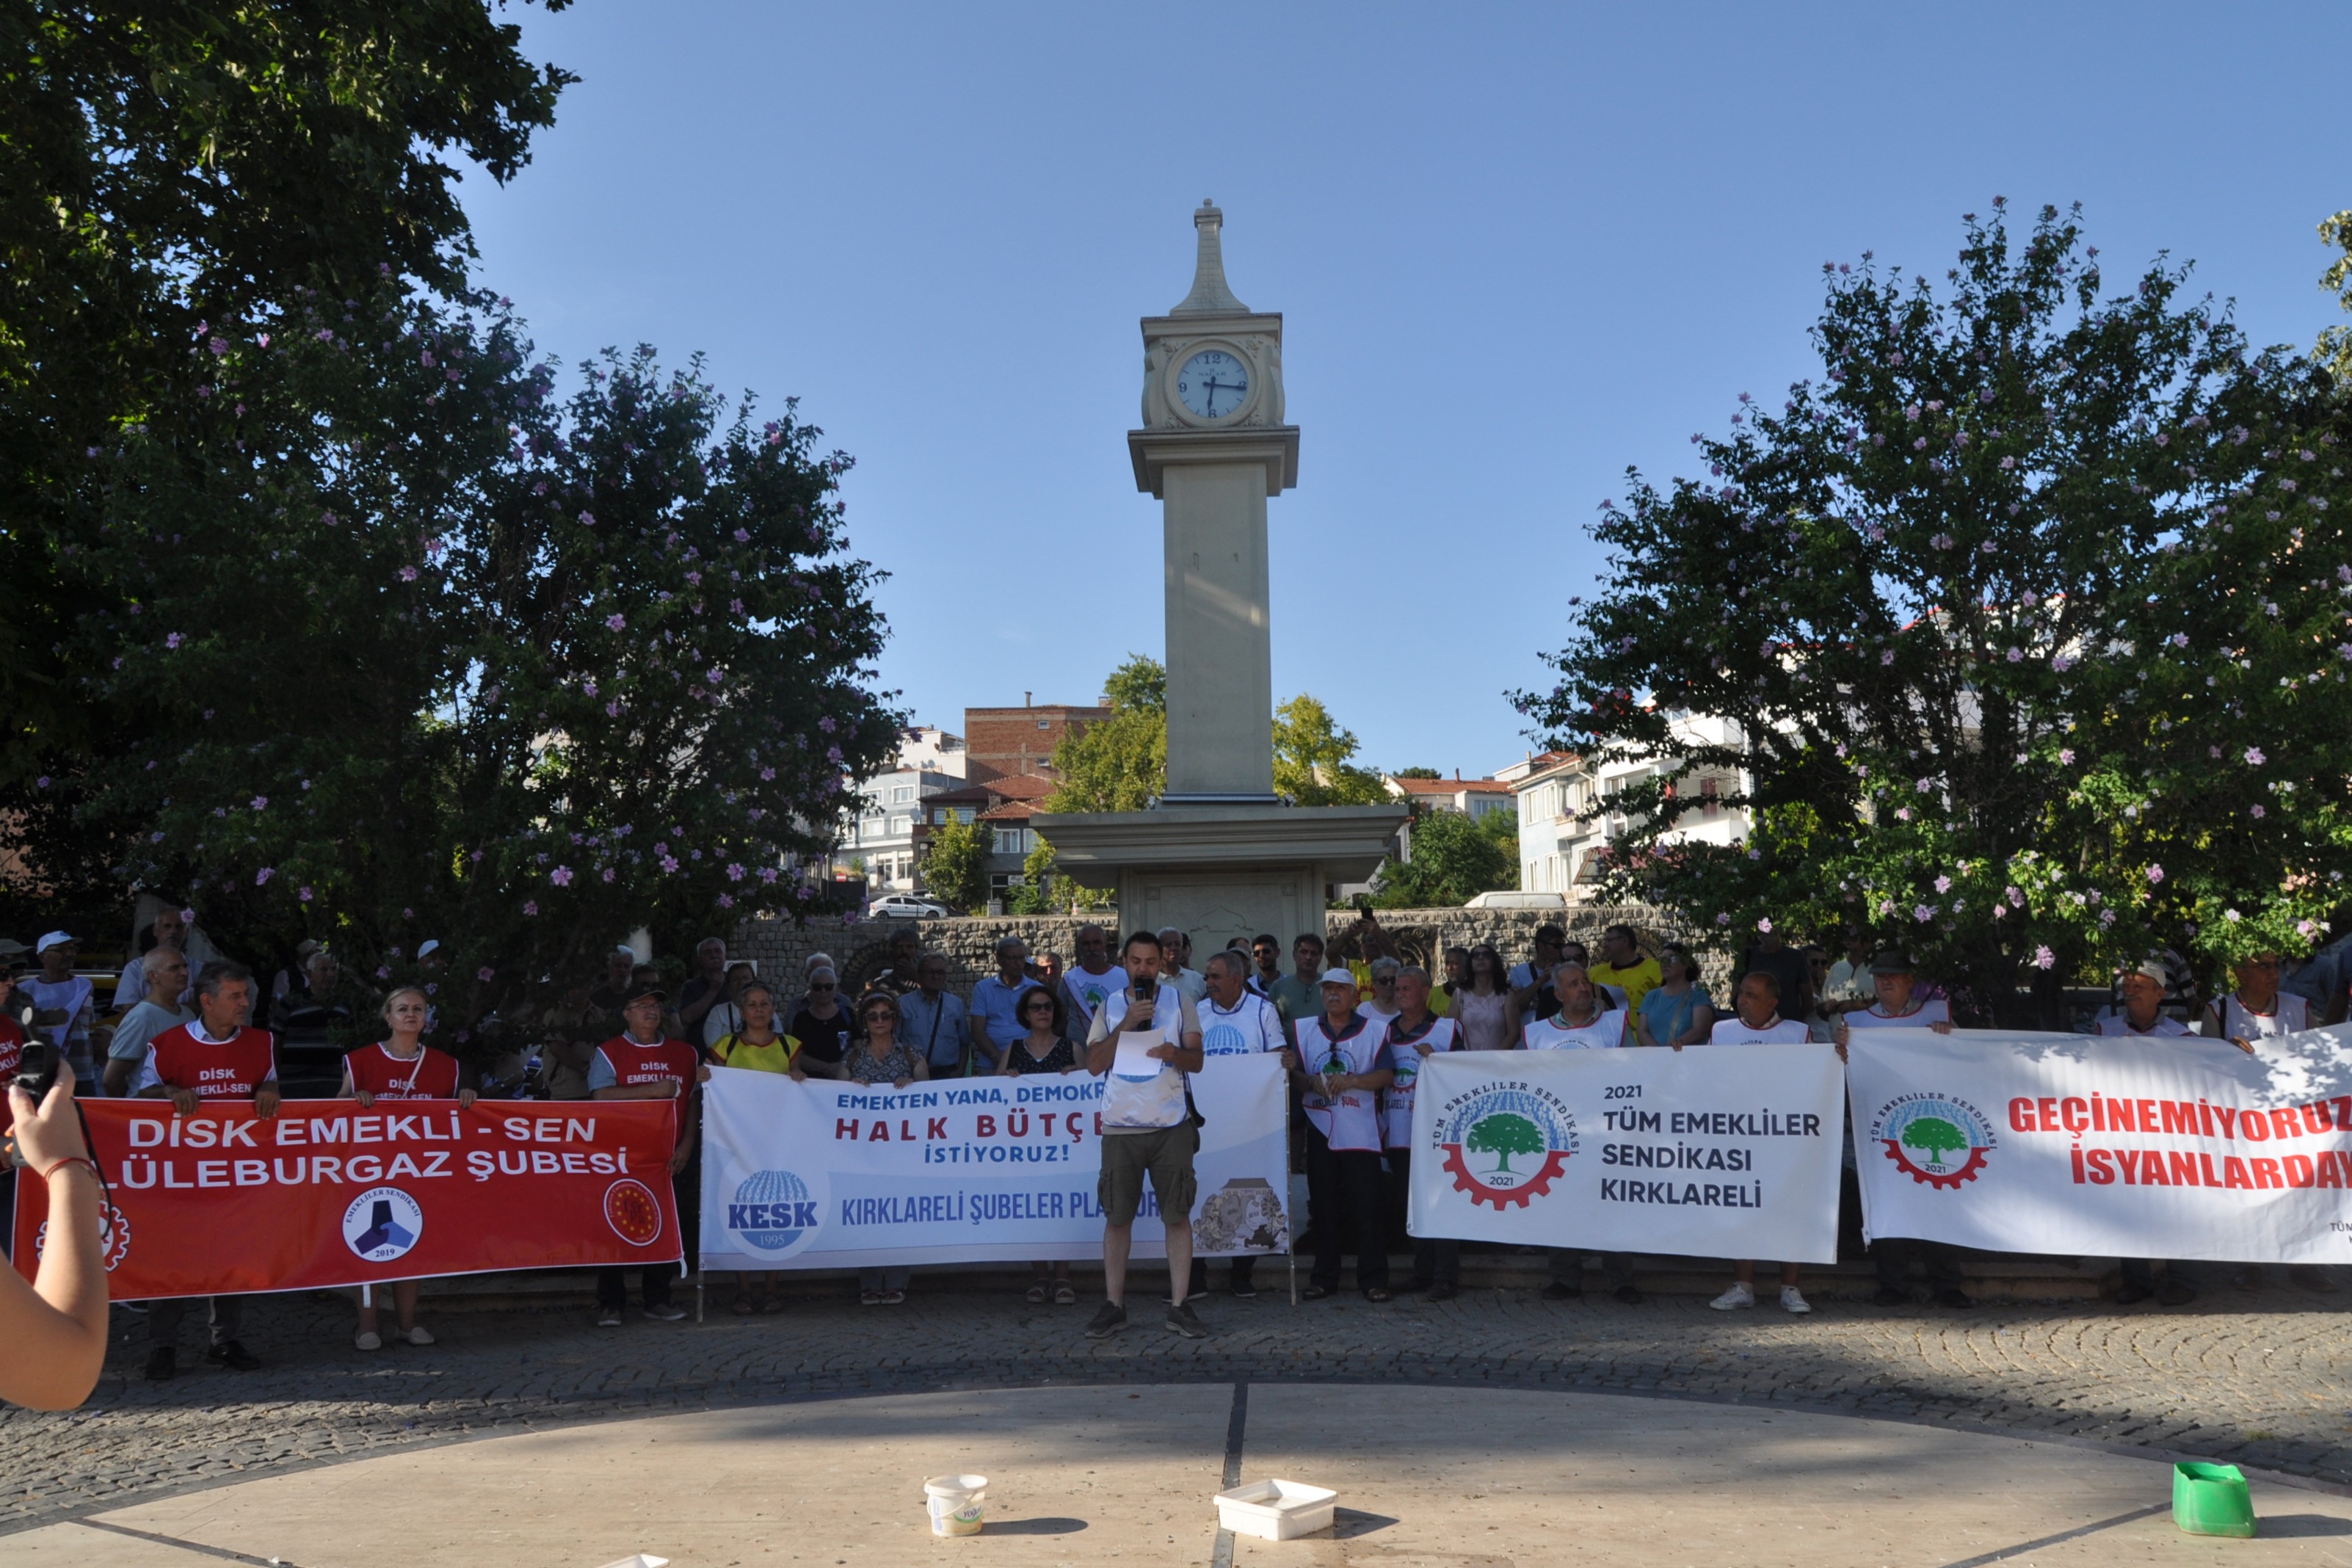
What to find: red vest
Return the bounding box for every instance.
[595,1035,697,1155]
[346,1042,461,1100]
[0,1013,22,1088]
[148,1023,277,1099]
[593,1035,700,1094]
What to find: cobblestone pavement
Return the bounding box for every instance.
[4,1279,2348,1533]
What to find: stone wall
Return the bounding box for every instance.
[732,904,1721,998]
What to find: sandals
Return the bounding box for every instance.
[758,1294,786,1314]
[1026,1279,1050,1304]
[880,1289,907,1305]
[1363,1288,1393,1304]
[1300,1284,1335,1302]
[860,1291,883,1307]
[1053,1281,1078,1305]
[730,1296,758,1316]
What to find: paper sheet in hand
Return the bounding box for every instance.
[1112,1027,1166,1079]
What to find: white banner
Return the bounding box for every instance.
[1406,1045,1845,1263]
[1848,1025,2352,1264]
[697,1055,1291,1271]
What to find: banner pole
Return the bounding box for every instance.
[695,1268,705,1324]
[1287,1084,1299,1309]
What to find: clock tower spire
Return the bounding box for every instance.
[1169,200,1248,315]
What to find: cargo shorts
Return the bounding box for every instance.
[1097,1122,1199,1227]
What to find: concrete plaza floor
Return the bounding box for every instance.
[11,1381,2352,1568]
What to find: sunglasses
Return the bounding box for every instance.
[809,982,836,991]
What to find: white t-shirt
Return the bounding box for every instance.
[1085,985,1200,1131]
[1707,1015,1812,1045]
[2204,992,2309,1042]
[1524,1011,1627,1050]
[2092,1009,2193,1038]
[1847,998,1951,1030]
[1199,991,1285,1056]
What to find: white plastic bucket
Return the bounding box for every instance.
[923,1473,988,1536]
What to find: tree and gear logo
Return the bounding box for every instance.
[1870,1092,1998,1189]
[1434,1082,1579,1208]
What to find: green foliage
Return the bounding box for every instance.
[0,1,573,788]
[1273,694,1386,806]
[918,813,990,913]
[1100,654,1166,715]
[1391,766,1442,779]
[2320,211,2352,387]
[1517,202,2352,1021]
[1465,1111,1543,1172]
[48,280,899,1047]
[1373,807,1520,907]
[1902,1117,1969,1164]
[1046,655,1167,813]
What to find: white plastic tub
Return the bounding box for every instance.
[924,1473,988,1536]
[1214,1479,1337,1540]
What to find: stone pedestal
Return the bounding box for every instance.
[1035,804,1404,953]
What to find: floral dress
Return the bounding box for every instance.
[845,1039,919,1085]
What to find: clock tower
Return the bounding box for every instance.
[1128,201,1298,804]
[1035,203,1403,951]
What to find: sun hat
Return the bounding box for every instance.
[1318,967,1357,988]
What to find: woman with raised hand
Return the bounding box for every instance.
[341,987,475,1351]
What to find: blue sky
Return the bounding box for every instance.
[460,3,2349,777]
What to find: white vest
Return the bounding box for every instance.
[1382,1015,1458,1148]
[1524,1010,1627,1050]
[1847,998,1950,1030]
[2211,992,2308,1041]
[1707,1015,1812,1045]
[1299,1014,1386,1152]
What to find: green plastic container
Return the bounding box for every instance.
[2173,1462,2257,1537]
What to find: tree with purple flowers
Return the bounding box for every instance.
[53,279,899,1050]
[1518,203,2351,1023]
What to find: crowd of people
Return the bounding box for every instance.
[1,907,2343,1376]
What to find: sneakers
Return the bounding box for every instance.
[354,1329,383,1351]
[596,1307,625,1326]
[642,1302,687,1322]
[1612,1283,1644,1305]
[1228,1279,1258,1301]
[2113,1282,2153,1306]
[1166,1300,1208,1339]
[1710,1282,1756,1310]
[145,1346,176,1382]
[2155,1281,2198,1307]
[1539,1282,1583,1302]
[1932,1288,1975,1310]
[1779,1285,1812,1315]
[1084,1301,1128,1339]
[1426,1281,1459,1302]
[1872,1285,1912,1307]
[400,1324,436,1346]
[206,1340,260,1371]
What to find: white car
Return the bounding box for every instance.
[868,894,952,919]
[1462,890,1566,910]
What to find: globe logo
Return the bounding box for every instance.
[727,1169,819,1252]
[1203,1022,1247,1056]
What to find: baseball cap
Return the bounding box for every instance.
[2122,959,2168,984]
[35,930,75,954]
[418,938,441,959]
[1319,967,1357,988]
[625,981,668,1004]
[1868,948,1916,976]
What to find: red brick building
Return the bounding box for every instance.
[961,698,1111,783]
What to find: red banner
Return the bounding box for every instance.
[12,1100,683,1299]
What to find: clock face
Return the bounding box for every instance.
[1175,348,1249,419]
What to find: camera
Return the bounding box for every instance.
[12,1039,55,1100]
